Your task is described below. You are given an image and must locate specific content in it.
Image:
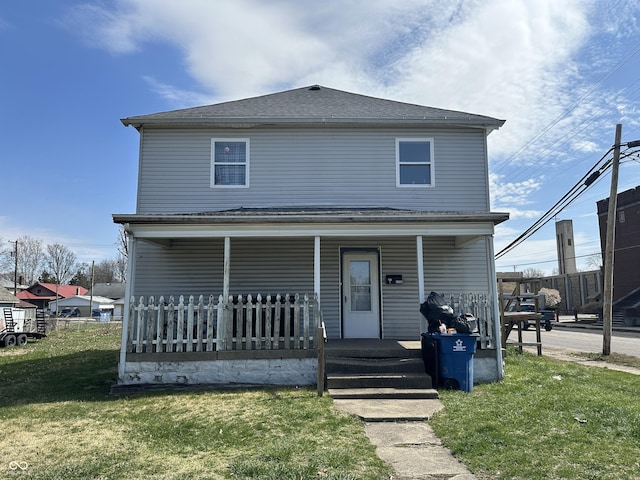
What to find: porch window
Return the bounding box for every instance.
[211,139,249,187]
[396,138,434,187]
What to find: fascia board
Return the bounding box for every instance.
[127,222,495,238]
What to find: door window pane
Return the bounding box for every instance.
[350,260,372,312]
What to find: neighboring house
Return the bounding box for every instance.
[0,274,28,295]
[597,186,640,302]
[0,286,19,309]
[597,185,640,325]
[114,85,508,387]
[17,283,88,311]
[89,283,126,300]
[49,295,116,318]
[87,284,126,319]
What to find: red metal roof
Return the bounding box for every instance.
[21,283,88,299]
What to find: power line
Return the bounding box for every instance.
[495,251,602,270]
[495,146,615,259]
[495,145,640,263]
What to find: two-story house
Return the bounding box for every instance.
[114,85,508,388]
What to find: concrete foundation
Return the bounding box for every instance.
[473,348,504,384]
[120,353,318,387]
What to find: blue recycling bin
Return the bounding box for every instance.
[434,333,479,392]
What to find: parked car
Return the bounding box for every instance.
[59,308,81,318]
[508,301,555,331]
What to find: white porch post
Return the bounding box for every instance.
[416,235,425,302]
[118,229,136,381]
[223,236,231,302]
[486,235,504,380]
[314,236,321,304]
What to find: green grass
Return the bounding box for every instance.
[0,324,391,480]
[431,348,640,480]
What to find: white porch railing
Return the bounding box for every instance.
[440,292,497,349]
[127,293,321,354]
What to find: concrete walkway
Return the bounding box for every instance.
[332,397,476,480]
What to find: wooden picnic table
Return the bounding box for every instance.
[501,311,543,355]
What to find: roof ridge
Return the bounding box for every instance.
[121,85,505,129]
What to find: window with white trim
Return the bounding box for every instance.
[211,139,249,187]
[396,138,434,187]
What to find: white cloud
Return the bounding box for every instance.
[142,76,213,107]
[68,0,624,173]
[489,173,542,206]
[61,0,640,262]
[571,139,600,153]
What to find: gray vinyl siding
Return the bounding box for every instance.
[320,237,490,339]
[133,239,225,299]
[132,235,491,340]
[136,126,489,214]
[423,237,491,293]
[132,238,314,299]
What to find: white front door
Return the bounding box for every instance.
[342,251,381,338]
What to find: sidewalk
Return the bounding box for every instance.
[332,397,476,480]
[553,315,640,334]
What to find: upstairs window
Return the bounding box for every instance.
[211,139,249,187]
[396,138,434,187]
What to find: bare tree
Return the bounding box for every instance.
[46,243,77,284]
[116,225,128,282]
[0,236,12,272]
[117,225,128,259]
[94,259,121,283]
[115,254,127,282]
[46,243,77,315]
[17,235,44,285]
[585,252,602,270]
[522,268,545,278]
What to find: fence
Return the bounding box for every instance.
[127,293,321,354]
[441,293,496,349]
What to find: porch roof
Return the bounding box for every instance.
[114,207,509,225]
[114,208,508,244]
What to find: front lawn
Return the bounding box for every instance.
[431,348,640,480]
[0,324,391,479]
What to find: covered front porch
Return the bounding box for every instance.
[115,208,507,387]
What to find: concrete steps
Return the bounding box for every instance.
[329,386,439,400]
[325,340,438,400]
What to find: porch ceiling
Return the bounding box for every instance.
[114,208,507,244]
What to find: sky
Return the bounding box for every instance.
[1,0,640,275]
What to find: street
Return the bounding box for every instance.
[509,325,640,358]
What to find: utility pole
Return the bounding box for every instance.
[89,260,94,319]
[11,240,18,295]
[602,124,621,356]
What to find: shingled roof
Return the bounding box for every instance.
[121,85,504,130]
